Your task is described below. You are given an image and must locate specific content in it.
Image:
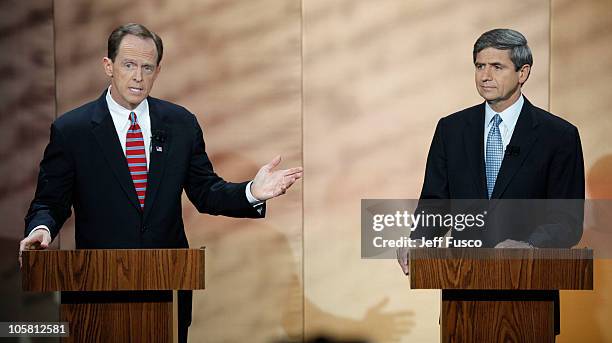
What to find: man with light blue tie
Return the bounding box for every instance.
[400,28,584,249]
[398,28,585,335]
[398,29,584,253]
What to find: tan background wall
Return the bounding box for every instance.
[551,0,612,342]
[1,0,611,342]
[302,1,548,341]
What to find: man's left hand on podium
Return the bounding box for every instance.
[495,239,535,248]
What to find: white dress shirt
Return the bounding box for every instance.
[29,87,261,237]
[106,86,152,167]
[484,95,524,160]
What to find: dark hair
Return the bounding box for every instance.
[107,23,163,65]
[473,29,532,71]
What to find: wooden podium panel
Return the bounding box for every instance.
[441,290,555,343]
[61,299,173,343]
[409,248,593,343]
[22,248,205,291]
[410,248,593,290]
[22,248,205,343]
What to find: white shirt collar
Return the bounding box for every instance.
[485,94,524,128]
[105,86,149,121]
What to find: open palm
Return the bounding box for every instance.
[251,155,303,201]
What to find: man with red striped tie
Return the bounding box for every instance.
[19,23,302,342]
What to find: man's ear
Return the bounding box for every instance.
[519,64,531,85]
[102,57,114,77]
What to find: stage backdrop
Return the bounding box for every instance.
[1,0,611,342]
[551,0,612,342]
[0,0,59,325]
[302,0,548,341]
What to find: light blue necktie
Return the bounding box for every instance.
[486,114,503,198]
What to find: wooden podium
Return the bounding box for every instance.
[21,248,205,342]
[409,248,593,343]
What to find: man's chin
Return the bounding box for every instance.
[126,96,147,108]
[479,93,500,103]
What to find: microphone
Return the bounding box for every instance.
[505,145,520,157]
[152,130,166,144]
[151,130,167,153]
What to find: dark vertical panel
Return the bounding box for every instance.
[0,0,59,328]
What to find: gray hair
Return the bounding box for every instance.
[108,23,163,65]
[473,29,532,71]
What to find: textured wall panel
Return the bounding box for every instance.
[303,1,549,341]
[0,0,59,326]
[0,0,55,240]
[551,0,612,342]
[12,0,612,341]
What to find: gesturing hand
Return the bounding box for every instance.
[251,155,303,201]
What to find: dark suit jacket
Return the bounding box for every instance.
[25,90,265,249]
[411,97,584,248]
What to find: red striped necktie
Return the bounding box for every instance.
[126,112,147,209]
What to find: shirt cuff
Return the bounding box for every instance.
[28,225,51,237]
[245,181,264,207]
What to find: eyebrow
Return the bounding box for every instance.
[121,59,155,67]
[475,62,506,67]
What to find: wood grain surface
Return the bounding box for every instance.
[22,248,205,291]
[442,297,554,343]
[61,301,173,343]
[409,248,593,290]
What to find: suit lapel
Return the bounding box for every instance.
[491,98,539,198]
[463,103,488,198]
[143,98,170,221]
[90,92,141,211]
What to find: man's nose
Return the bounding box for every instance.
[480,67,492,81]
[133,67,143,82]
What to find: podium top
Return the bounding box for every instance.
[22,248,205,292]
[409,248,593,290]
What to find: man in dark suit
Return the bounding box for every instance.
[19,23,302,342]
[397,28,584,335]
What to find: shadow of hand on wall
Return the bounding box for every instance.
[359,297,414,343]
[282,274,414,343]
[187,152,415,342]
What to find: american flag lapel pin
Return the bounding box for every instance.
[151,130,167,153]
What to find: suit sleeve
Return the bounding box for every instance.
[184,115,265,218]
[410,119,451,240]
[24,123,75,240]
[527,125,585,248]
